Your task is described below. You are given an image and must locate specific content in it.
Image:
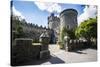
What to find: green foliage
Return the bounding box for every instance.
[60,27,76,49]
[16,25,24,38]
[61,27,76,41]
[11,15,48,40]
[17,26,23,33]
[61,27,68,41]
[75,17,97,39]
[12,15,25,39]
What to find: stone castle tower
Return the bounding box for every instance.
[60,9,78,30]
[48,9,78,43]
[48,13,60,43]
[48,13,60,33]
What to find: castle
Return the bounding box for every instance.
[12,8,78,44]
[48,9,78,43]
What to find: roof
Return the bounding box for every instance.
[60,9,78,16]
[40,32,49,38]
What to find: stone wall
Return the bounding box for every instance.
[11,38,41,66]
[64,39,91,51]
[11,37,50,66]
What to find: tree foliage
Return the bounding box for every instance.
[75,17,97,40]
[12,15,25,39]
[61,27,76,41]
[11,15,48,42]
[59,27,76,49]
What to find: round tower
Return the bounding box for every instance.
[60,9,78,30]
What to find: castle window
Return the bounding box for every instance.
[67,25,70,29]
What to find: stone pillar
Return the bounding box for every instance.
[39,31,50,59]
[64,36,70,51]
[74,40,77,49]
[69,40,73,51]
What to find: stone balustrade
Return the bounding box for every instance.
[64,36,90,51]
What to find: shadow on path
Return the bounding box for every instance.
[70,48,97,54]
[13,55,65,66]
[49,55,65,64]
[74,51,87,54]
[69,49,87,54]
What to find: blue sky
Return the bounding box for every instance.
[12,0,97,27]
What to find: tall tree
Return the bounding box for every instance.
[75,17,97,40]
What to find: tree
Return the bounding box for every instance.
[12,15,25,39]
[61,27,76,41]
[15,25,24,38]
[59,27,76,49]
[75,17,97,40]
[61,27,68,41]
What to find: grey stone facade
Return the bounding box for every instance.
[48,9,78,43]
[48,13,60,43]
[60,9,78,30]
[48,13,60,37]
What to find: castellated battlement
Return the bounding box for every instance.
[48,13,60,23]
[48,13,60,30]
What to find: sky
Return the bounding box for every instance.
[12,0,97,27]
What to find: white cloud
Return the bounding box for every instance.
[78,5,97,25]
[12,6,25,19]
[34,2,62,13]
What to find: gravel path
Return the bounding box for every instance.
[41,45,97,65]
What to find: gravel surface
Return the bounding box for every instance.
[41,45,97,65]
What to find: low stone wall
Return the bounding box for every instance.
[11,37,50,66]
[11,38,41,66]
[65,39,89,51]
